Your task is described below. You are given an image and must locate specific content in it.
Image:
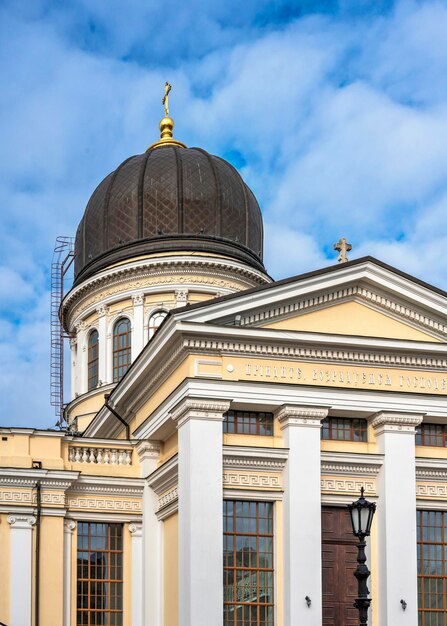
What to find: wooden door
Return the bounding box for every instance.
[322,506,359,626]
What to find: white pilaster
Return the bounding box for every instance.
[171,398,231,626]
[106,329,113,383]
[371,411,423,626]
[8,514,36,626]
[63,520,76,626]
[276,404,328,626]
[70,337,77,401]
[137,441,163,626]
[96,305,108,385]
[128,522,144,626]
[75,321,88,395]
[175,289,189,308]
[131,294,145,360]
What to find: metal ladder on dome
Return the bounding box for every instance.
[50,236,74,428]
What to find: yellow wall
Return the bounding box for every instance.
[163,513,179,626]
[0,513,10,625]
[40,516,64,626]
[264,300,440,342]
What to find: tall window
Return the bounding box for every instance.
[87,330,99,391]
[416,423,447,447]
[224,501,274,626]
[223,410,274,436]
[148,310,167,340]
[113,318,131,382]
[77,522,123,626]
[321,417,367,442]
[417,510,447,623]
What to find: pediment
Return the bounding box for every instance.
[260,299,441,342]
[176,258,447,343]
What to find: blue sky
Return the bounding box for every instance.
[1,0,447,427]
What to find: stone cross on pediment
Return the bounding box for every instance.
[334,237,352,263]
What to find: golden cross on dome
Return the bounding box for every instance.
[162,82,172,117]
[334,237,352,263]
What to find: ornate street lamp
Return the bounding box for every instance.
[348,487,376,626]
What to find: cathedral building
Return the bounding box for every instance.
[1,95,447,626]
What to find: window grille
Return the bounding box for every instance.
[321,417,367,442]
[223,410,274,436]
[113,318,131,382]
[77,522,123,626]
[417,510,447,623]
[87,330,99,390]
[224,500,274,626]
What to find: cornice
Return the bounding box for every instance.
[320,451,383,476]
[0,469,79,490]
[181,334,447,370]
[147,454,178,495]
[416,458,447,481]
[223,445,288,471]
[236,283,447,341]
[63,255,269,328]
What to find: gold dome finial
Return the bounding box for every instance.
[148,82,186,150]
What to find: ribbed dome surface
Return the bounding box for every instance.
[74,145,264,283]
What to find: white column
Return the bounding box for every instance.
[131,294,145,360]
[63,520,76,626]
[137,441,163,626]
[171,398,230,626]
[96,305,108,385]
[8,514,36,626]
[371,411,423,626]
[129,522,144,626]
[276,404,328,626]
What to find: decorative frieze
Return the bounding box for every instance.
[67,496,142,513]
[63,256,268,329]
[223,472,282,489]
[417,483,447,499]
[321,478,375,496]
[68,446,132,465]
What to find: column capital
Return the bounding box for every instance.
[170,397,231,429]
[132,293,144,306]
[276,404,329,429]
[64,519,76,534]
[136,440,162,462]
[7,514,36,528]
[370,411,424,435]
[96,304,109,317]
[128,522,143,537]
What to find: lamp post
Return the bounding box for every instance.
[348,487,376,626]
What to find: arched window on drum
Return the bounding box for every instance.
[148,310,168,340]
[113,318,131,382]
[87,329,99,390]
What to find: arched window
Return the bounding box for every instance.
[87,330,99,391]
[113,318,131,382]
[148,310,167,340]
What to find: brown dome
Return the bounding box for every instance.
[74,145,265,283]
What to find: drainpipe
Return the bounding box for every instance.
[35,481,41,626]
[104,394,130,440]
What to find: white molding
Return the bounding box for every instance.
[223,488,282,501]
[321,451,383,476]
[276,404,328,429]
[63,520,76,626]
[169,397,231,428]
[63,254,270,329]
[9,512,35,626]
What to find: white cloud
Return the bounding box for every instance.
[2,1,447,427]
